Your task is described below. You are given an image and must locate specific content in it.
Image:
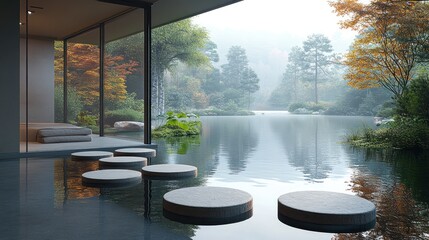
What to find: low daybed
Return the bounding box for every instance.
[20,123,92,143]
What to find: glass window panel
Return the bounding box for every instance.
[104,9,145,140]
[66,28,100,133]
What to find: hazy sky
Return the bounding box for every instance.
[194,0,356,46]
[192,0,358,97]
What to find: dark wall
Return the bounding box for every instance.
[0,1,20,154]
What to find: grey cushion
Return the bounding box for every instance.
[37,127,92,137]
[37,135,92,143]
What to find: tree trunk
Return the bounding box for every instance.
[293,70,297,102]
[248,91,251,110]
[159,74,165,115]
[152,69,159,117]
[315,49,319,104]
[152,65,165,117]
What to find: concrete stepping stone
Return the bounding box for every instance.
[99,156,147,170]
[142,164,197,180]
[82,169,142,188]
[114,148,156,158]
[163,186,253,225]
[278,191,376,233]
[71,151,113,161]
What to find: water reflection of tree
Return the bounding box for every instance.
[218,117,259,174]
[101,178,198,239]
[154,118,222,177]
[334,170,429,239]
[54,157,197,238]
[272,116,334,182]
[65,119,227,239]
[156,116,259,175]
[335,149,429,239]
[54,159,100,205]
[384,150,429,203]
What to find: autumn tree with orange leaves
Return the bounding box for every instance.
[55,42,137,107]
[329,0,429,100]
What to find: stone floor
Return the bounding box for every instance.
[16,135,152,159]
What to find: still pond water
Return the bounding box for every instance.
[1,113,429,239]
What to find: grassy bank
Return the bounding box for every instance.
[346,117,429,150]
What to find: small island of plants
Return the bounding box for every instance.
[152,111,202,138]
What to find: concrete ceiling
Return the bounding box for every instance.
[20,0,241,40]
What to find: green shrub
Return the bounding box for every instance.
[307,102,329,111]
[387,117,429,149]
[288,102,307,112]
[152,111,201,138]
[288,102,329,112]
[54,86,84,122]
[376,107,395,118]
[153,121,201,138]
[105,92,144,112]
[397,75,429,120]
[76,111,97,126]
[346,117,429,149]
[193,107,254,116]
[223,100,239,113]
[324,105,353,116]
[104,109,143,126]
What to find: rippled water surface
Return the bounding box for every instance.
[1,113,428,239]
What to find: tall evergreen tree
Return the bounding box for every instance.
[241,68,260,109]
[221,46,260,109]
[221,46,249,89]
[302,34,333,104]
[285,46,306,102]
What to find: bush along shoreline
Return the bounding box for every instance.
[192,107,254,116]
[346,75,429,150]
[152,111,202,138]
[346,117,429,150]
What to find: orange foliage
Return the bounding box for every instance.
[334,170,428,239]
[55,42,137,106]
[329,0,429,99]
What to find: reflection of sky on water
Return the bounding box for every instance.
[201,115,370,184]
[196,176,351,240]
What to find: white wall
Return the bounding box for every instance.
[20,38,55,123]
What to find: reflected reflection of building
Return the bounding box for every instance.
[54,159,99,206]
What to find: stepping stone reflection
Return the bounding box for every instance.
[99,156,147,170]
[82,169,142,188]
[163,186,253,225]
[142,164,197,180]
[114,148,156,158]
[278,191,376,233]
[71,151,113,161]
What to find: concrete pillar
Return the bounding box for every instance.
[0,1,20,154]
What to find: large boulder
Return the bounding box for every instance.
[114,121,144,131]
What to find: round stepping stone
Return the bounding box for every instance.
[71,151,113,161]
[278,191,376,233]
[82,169,142,188]
[99,156,147,170]
[114,148,156,158]
[142,164,197,180]
[163,186,253,225]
